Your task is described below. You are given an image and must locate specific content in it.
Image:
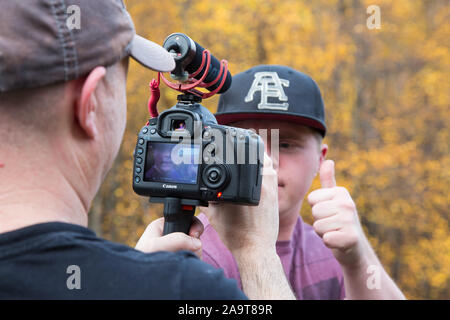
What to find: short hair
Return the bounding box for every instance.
[310,128,324,151]
[0,81,66,143]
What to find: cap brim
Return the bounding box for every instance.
[214,112,327,137]
[129,35,175,72]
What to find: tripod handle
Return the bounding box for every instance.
[162,198,196,235]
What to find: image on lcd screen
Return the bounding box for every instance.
[144,142,199,184]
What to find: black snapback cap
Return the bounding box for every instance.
[215,65,327,136]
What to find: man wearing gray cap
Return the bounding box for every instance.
[199,65,405,300]
[0,1,294,299]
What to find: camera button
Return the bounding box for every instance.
[208,169,221,182]
[205,143,215,153]
[143,128,148,134]
[136,157,143,164]
[134,176,140,183]
[150,129,156,134]
[139,138,144,145]
[137,148,144,155]
[136,167,142,174]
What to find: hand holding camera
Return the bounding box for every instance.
[200,153,279,255]
[135,215,204,258]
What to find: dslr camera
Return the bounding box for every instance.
[132,33,264,234]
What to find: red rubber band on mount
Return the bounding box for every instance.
[189,50,209,79]
[201,59,228,99]
[160,50,229,99]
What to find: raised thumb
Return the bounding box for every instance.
[319,160,336,188]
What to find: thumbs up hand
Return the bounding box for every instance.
[307,160,367,268]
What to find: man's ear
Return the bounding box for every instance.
[75,66,106,139]
[317,143,328,174]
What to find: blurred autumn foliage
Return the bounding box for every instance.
[89,0,449,299]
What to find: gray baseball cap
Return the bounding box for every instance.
[0,0,175,92]
[215,65,327,136]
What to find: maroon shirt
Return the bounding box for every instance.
[198,213,346,299]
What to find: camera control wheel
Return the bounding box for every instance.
[202,165,229,189]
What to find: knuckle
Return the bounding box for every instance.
[147,220,158,229]
[347,227,359,244]
[308,189,319,199]
[341,212,354,225]
[188,237,197,249]
[336,186,348,195]
[341,199,356,211]
[311,205,319,218]
[323,233,334,247]
[313,220,322,234]
[170,233,185,245]
[145,220,159,233]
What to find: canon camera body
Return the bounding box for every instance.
[133,94,264,206]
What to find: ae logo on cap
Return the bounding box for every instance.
[244,72,290,111]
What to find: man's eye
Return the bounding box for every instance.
[279,141,304,151]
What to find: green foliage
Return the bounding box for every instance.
[90,0,450,299]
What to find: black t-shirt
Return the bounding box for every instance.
[0,222,247,299]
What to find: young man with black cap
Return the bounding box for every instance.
[0,1,294,299]
[199,65,405,299]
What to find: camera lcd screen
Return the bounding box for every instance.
[144,142,200,185]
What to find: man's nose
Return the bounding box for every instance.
[265,143,279,172]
